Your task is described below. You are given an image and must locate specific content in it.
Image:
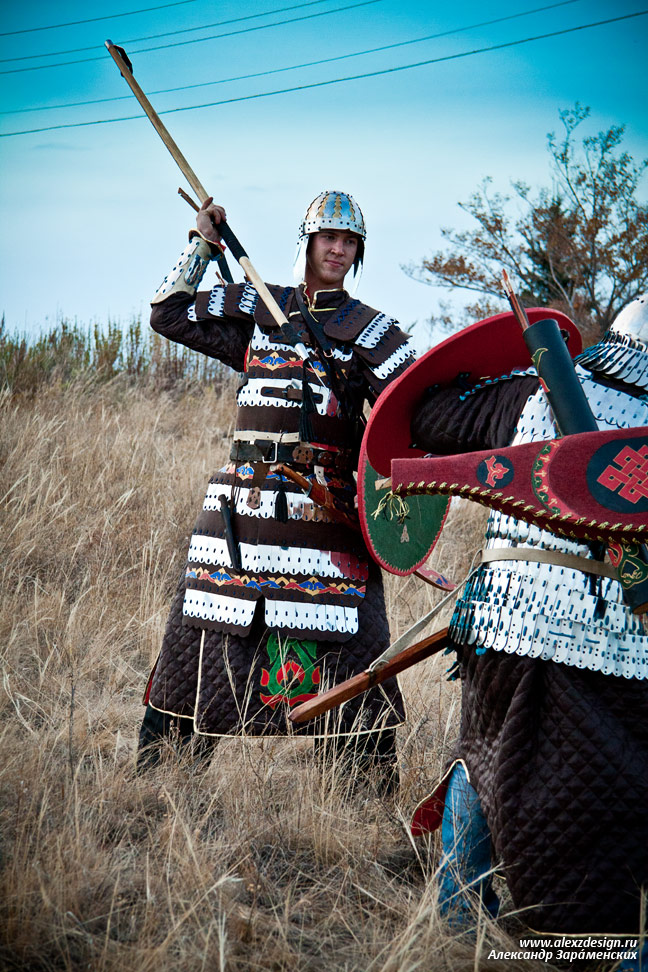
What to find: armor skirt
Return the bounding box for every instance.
[147,562,405,737]
[457,644,648,933]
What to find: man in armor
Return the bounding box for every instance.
[137,190,415,791]
[410,295,648,940]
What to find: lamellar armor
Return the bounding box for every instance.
[451,334,648,680]
[152,245,414,642]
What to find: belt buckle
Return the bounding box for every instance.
[262,440,279,463]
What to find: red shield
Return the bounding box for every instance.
[358,308,581,573]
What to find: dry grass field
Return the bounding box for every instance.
[0,374,561,971]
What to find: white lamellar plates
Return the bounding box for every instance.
[183,598,358,636]
[355,312,398,349]
[373,341,414,381]
[183,589,359,636]
[188,534,366,580]
[236,377,334,416]
[184,590,257,628]
[451,561,648,680]
[265,601,358,634]
[578,336,648,391]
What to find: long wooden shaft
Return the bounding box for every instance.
[105,41,209,201]
[104,41,301,337]
[288,627,449,724]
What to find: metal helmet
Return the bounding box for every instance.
[294,190,366,288]
[608,293,648,350]
[300,190,366,240]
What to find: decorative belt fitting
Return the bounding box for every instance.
[480,546,617,579]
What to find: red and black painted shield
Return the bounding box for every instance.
[358,308,581,574]
[391,426,648,546]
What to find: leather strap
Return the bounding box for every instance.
[480,546,617,578]
[293,286,359,425]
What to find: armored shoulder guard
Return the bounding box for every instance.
[188,280,262,323]
[353,312,415,391]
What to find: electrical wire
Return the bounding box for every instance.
[1,9,645,138]
[0,0,382,75]
[0,0,584,115]
[0,0,200,37]
[0,0,332,62]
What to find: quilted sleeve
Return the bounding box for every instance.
[411,374,539,455]
[353,313,416,399]
[150,284,254,373]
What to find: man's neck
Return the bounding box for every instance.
[304,270,347,297]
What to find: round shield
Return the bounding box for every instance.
[358,307,581,574]
[358,444,449,575]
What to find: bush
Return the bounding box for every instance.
[0,315,229,395]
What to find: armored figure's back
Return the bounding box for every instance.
[453,360,648,679]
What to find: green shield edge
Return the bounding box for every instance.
[359,451,449,575]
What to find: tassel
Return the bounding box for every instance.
[274,483,289,522]
[299,375,316,443]
[372,490,410,524]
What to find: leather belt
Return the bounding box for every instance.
[230,439,352,469]
[480,546,617,579]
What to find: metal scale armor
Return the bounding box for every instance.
[451,302,648,680]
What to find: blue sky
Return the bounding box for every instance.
[1,0,646,348]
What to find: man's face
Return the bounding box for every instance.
[306,229,359,289]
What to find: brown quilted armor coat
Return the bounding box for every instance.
[414,374,648,933]
[146,282,414,737]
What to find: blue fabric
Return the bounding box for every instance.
[616,940,648,971]
[438,762,499,923]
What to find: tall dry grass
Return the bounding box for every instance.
[0,374,559,971]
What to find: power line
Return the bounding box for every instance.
[0,0,332,63]
[0,0,584,114]
[2,9,645,138]
[0,0,381,75]
[0,0,200,37]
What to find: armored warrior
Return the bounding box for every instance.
[137,190,415,787]
[409,295,648,937]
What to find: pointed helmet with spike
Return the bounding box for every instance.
[294,190,366,286]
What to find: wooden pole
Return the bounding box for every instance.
[289,627,449,724]
[104,40,309,344]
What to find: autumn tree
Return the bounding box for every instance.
[408,105,648,344]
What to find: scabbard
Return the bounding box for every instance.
[525,318,648,613]
[219,496,241,571]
